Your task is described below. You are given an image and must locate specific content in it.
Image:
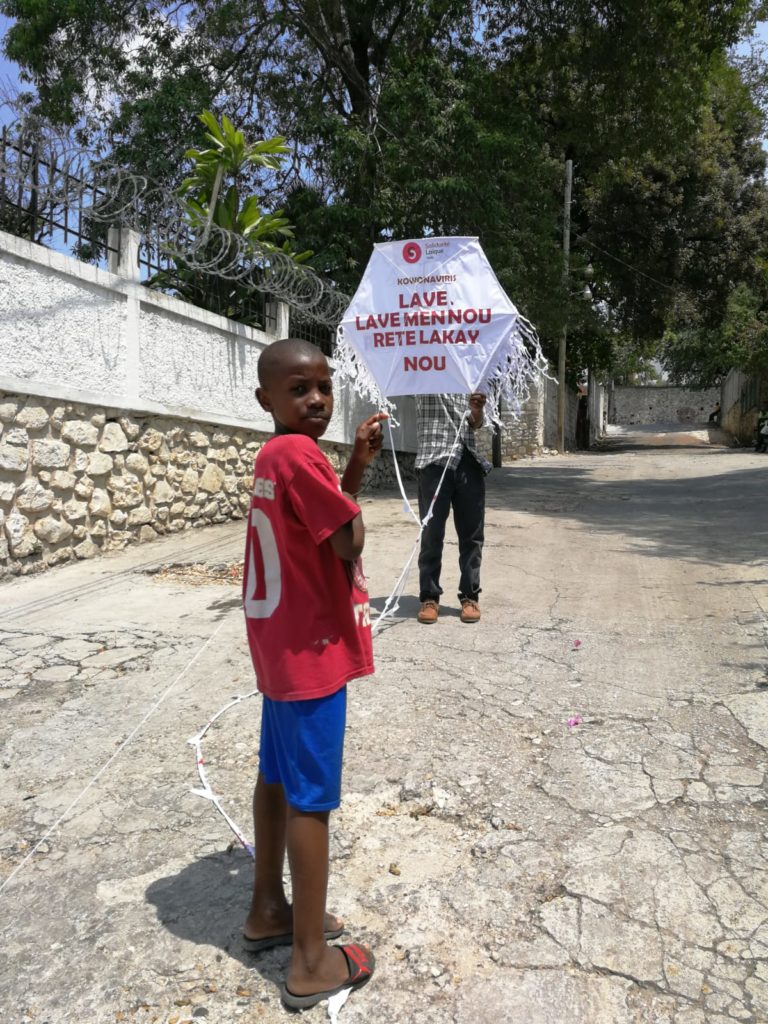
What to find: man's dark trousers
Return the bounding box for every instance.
[417,447,485,602]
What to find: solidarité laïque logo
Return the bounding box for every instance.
[402,241,422,264]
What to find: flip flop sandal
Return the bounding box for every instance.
[280,943,375,1009]
[242,923,344,953]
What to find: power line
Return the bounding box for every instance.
[575,233,679,294]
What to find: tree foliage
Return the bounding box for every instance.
[147,112,311,325]
[2,0,767,376]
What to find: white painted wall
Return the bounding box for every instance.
[0,236,128,395]
[0,229,417,451]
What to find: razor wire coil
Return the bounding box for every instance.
[0,120,352,328]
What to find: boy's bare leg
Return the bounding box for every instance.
[244,773,291,938]
[244,774,342,940]
[286,807,372,995]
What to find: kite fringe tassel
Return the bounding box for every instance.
[334,326,398,423]
[480,314,553,428]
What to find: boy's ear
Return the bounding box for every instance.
[255,386,272,413]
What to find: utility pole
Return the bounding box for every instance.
[557,158,573,452]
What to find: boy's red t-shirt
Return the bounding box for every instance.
[243,433,373,701]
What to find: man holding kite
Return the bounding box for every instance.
[415,393,489,624]
[336,235,547,629]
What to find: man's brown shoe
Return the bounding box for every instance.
[417,599,439,624]
[460,599,481,624]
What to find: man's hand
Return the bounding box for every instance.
[352,411,389,467]
[468,392,487,428]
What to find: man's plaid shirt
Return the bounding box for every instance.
[415,394,492,473]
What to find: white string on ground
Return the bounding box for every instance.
[0,616,231,896]
[188,690,258,858]
[370,533,422,634]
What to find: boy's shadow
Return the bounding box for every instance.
[145,849,288,989]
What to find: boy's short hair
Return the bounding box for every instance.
[257,338,326,387]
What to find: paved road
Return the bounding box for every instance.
[1,433,767,1024]
[604,422,734,449]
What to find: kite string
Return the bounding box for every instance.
[0,616,230,895]
[385,415,420,525]
[189,413,469,853]
[187,690,259,858]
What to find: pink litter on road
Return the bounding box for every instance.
[567,715,583,728]
[572,639,582,649]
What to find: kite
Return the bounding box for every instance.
[335,236,548,421]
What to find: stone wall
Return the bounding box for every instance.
[609,385,720,426]
[474,377,586,464]
[0,390,414,579]
[0,227,420,578]
[476,383,544,463]
[543,377,580,451]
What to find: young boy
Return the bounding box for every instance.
[241,337,385,1009]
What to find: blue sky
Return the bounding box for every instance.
[0,13,20,125]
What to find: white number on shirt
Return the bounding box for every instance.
[244,509,282,618]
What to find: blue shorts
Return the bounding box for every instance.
[259,687,347,812]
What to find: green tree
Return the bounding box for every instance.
[720,280,768,379]
[662,281,768,385]
[147,112,311,325]
[615,61,768,384]
[3,0,766,372]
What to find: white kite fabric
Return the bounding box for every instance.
[335,236,548,423]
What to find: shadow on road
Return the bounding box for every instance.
[145,850,289,990]
[486,449,768,566]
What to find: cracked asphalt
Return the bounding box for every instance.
[1,430,767,1024]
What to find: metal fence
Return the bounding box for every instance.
[0,125,122,267]
[740,375,760,416]
[0,128,276,331]
[288,311,335,355]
